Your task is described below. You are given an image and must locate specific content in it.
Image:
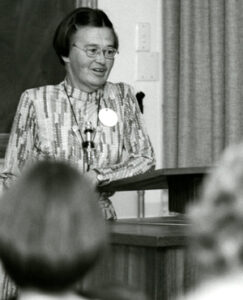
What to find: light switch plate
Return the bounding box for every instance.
[135,23,150,51]
[135,52,159,81]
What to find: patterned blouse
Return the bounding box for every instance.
[0,80,155,217]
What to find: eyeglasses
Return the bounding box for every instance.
[72,44,118,59]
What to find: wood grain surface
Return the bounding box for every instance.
[82,216,199,300]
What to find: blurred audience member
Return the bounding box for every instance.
[182,143,243,299]
[0,160,108,300]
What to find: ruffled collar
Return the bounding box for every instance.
[63,78,104,102]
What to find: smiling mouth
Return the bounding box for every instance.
[92,68,106,75]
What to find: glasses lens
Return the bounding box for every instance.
[83,46,117,59]
[104,48,117,58]
[86,47,99,57]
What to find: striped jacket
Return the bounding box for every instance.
[0,80,155,192]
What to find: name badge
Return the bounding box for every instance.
[98,108,118,127]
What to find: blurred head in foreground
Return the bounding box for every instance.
[189,143,243,277]
[0,160,108,292]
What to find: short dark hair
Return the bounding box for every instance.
[53,7,119,65]
[0,160,108,291]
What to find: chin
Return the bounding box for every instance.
[91,80,106,89]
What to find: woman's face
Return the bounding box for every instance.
[63,26,116,92]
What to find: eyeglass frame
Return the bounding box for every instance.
[72,44,119,59]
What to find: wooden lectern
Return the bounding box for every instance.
[81,168,210,300]
[99,166,210,213]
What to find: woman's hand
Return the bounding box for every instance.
[85,170,99,187]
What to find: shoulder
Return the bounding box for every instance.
[104,82,140,114]
[20,81,65,100]
[104,81,135,97]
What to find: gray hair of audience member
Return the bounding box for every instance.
[53,7,119,65]
[0,160,108,292]
[188,143,243,276]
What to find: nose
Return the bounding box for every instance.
[95,49,106,63]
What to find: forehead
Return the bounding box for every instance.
[72,26,115,46]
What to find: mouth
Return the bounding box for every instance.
[91,68,107,76]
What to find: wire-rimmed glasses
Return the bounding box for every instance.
[72,44,118,59]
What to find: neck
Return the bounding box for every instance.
[66,75,98,93]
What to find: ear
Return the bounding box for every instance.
[62,56,70,63]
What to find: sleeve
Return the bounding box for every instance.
[94,84,156,183]
[0,91,38,193]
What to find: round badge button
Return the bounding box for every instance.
[98,108,118,127]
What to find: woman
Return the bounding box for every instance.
[0,160,108,300]
[0,7,155,220]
